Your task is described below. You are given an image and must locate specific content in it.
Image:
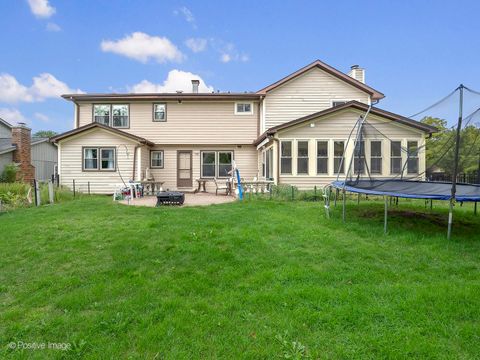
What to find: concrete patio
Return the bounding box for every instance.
[119,192,235,207]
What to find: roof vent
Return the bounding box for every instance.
[176,90,183,94]
[191,79,200,93]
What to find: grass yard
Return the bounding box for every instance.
[0,196,479,359]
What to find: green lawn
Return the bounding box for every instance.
[0,196,479,359]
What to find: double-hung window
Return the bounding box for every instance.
[93,104,129,128]
[297,141,309,174]
[370,141,382,174]
[153,104,167,121]
[234,102,253,115]
[93,105,110,126]
[390,141,402,174]
[218,152,233,177]
[83,147,115,171]
[280,141,292,174]
[150,150,164,168]
[334,141,345,174]
[200,151,233,178]
[354,140,365,174]
[407,141,419,174]
[112,105,129,128]
[316,141,328,174]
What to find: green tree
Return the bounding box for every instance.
[421,117,480,174]
[33,130,57,138]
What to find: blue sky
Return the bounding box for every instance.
[1,0,480,133]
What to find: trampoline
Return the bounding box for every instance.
[331,179,480,202]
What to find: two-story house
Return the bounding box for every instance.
[51,60,436,193]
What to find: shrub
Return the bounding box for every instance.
[0,182,31,209]
[0,163,18,183]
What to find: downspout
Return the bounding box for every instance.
[132,145,140,180]
[273,137,280,185]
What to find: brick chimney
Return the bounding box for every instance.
[348,65,365,84]
[12,123,35,182]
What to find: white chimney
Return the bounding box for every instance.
[191,79,200,93]
[348,65,365,84]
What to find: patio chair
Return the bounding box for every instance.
[213,178,229,196]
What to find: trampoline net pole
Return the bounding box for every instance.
[342,190,346,222]
[384,196,388,234]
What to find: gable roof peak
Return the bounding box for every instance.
[256,59,384,100]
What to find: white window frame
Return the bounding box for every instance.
[296,140,309,175]
[407,140,419,174]
[234,102,254,115]
[333,140,346,174]
[353,140,366,174]
[83,147,116,171]
[150,150,164,169]
[390,140,403,175]
[370,140,383,174]
[280,140,293,175]
[316,140,329,175]
[217,151,233,178]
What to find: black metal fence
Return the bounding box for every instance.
[427,172,480,184]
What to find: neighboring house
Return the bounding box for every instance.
[51,59,437,193]
[0,118,58,182]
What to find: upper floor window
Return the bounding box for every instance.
[235,102,253,115]
[332,100,348,107]
[93,104,129,128]
[153,103,167,122]
[112,105,129,128]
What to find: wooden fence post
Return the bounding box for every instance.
[48,180,54,204]
[34,179,41,206]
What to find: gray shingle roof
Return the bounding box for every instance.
[0,138,15,154]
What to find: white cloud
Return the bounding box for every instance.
[0,108,27,125]
[174,6,196,29]
[27,0,56,18]
[128,70,214,93]
[34,112,50,122]
[0,74,33,103]
[185,38,207,53]
[46,22,61,32]
[0,73,82,103]
[220,53,231,63]
[100,32,184,64]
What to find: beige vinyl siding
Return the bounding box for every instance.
[276,109,426,190]
[58,128,139,194]
[78,101,259,145]
[149,145,259,192]
[264,67,370,130]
